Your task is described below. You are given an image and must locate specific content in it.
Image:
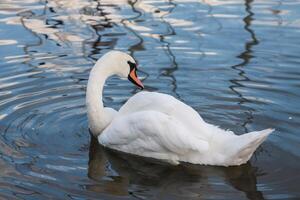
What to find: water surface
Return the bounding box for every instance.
[0,0,299,199]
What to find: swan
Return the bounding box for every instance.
[86,50,274,166]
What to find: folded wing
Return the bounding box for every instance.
[99,110,209,164]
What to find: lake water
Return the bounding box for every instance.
[0,0,299,199]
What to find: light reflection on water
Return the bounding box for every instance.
[0,0,299,199]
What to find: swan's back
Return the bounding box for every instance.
[119,91,181,114]
[119,92,210,139]
[100,91,274,166]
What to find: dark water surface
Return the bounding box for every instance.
[0,0,299,199]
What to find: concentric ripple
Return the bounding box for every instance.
[0,0,299,199]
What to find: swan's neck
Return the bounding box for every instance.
[86,61,115,136]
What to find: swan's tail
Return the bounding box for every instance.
[230,128,274,165]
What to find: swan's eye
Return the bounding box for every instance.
[127,61,137,72]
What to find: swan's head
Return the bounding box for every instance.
[100,51,144,89]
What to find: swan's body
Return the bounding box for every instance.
[86,51,274,166]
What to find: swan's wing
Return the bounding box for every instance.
[118,91,177,115]
[99,110,209,163]
[118,92,207,137]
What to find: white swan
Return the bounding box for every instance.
[86,51,274,166]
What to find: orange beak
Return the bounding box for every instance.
[128,68,144,89]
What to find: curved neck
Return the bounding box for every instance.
[86,60,115,135]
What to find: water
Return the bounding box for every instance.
[0,0,299,199]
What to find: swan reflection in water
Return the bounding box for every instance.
[87,135,265,199]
